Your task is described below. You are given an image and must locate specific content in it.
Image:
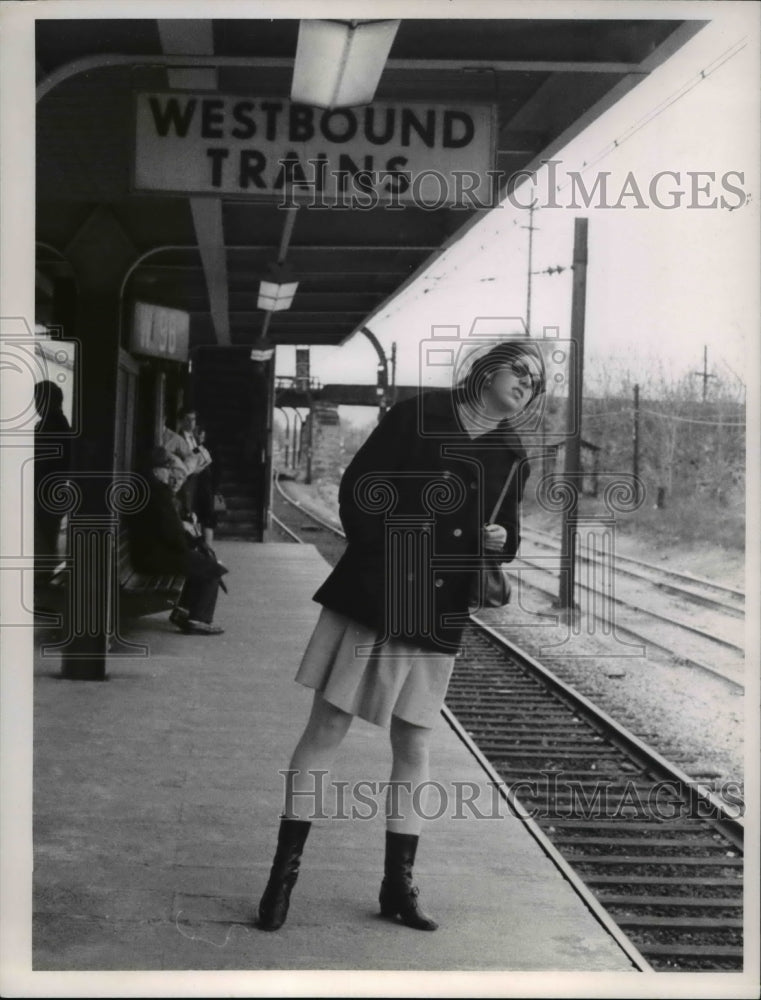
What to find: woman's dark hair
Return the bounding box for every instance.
[34,379,64,414]
[456,340,546,406]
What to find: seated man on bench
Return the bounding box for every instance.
[127,446,226,636]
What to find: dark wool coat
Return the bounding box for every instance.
[313,390,530,653]
[126,475,191,577]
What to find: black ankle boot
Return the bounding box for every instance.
[257,818,312,931]
[379,830,438,931]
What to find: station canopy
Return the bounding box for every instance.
[35,16,705,350]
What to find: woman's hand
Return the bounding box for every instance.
[483,523,507,552]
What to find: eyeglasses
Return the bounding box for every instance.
[498,360,543,392]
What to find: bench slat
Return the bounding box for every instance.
[43,522,186,623]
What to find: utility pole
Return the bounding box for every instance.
[693,345,716,401]
[558,218,588,613]
[360,325,390,419]
[632,383,640,483]
[292,410,302,471]
[521,203,538,335]
[276,405,290,468]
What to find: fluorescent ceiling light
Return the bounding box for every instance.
[250,342,275,362]
[257,278,299,312]
[291,19,400,109]
[258,262,299,312]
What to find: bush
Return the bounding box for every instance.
[612,488,745,551]
[522,480,745,553]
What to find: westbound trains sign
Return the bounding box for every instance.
[134,93,495,206]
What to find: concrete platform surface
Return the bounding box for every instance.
[29,541,634,980]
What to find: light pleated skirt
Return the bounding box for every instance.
[295,606,456,729]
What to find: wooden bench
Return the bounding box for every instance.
[42,521,185,621]
[117,522,186,618]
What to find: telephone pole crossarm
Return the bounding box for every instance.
[693,345,717,401]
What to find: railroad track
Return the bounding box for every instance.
[508,525,745,690]
[506,553,744,691]
[272,476,745,972]
[522,523,745,616]
[447,625,743,972]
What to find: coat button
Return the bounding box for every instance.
[453,528,462,537]
[434,578,444,588]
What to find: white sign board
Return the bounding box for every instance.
[134,93,495,206]
[130,301,190,362]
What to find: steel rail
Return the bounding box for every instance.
[439,702,650,973]
[270,511,302,542]
[275,477,346,537]
[447,624,744,970]
[499,571,744,692]
[522,527,745,620]
[511,552,745,656]
[522,524,745,604]
[469,618,744,850]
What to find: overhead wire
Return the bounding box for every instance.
[551,38,748,193]
[638,407,745,427]
[579,405,744,427]
[377,37,749,328]
[580,408,634,420]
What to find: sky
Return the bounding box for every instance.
[274,6,760,415]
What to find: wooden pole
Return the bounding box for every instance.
[558,218,588,611]
[633,383,640,483]
[522,203,537,335]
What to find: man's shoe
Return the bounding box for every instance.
[179,619,224,635]
[169,607,189,627]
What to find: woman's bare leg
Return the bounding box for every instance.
[386,715,433,835]
[282,691,353,821]
[379,715,438,930]
[258,692,352,931]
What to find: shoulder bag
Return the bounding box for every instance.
[469,463,518,609]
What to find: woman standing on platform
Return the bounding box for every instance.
[191,423,219,546]
[256,340,545,932]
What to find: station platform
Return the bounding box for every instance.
[30,540,635,983]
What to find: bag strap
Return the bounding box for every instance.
[487,462,518,524]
